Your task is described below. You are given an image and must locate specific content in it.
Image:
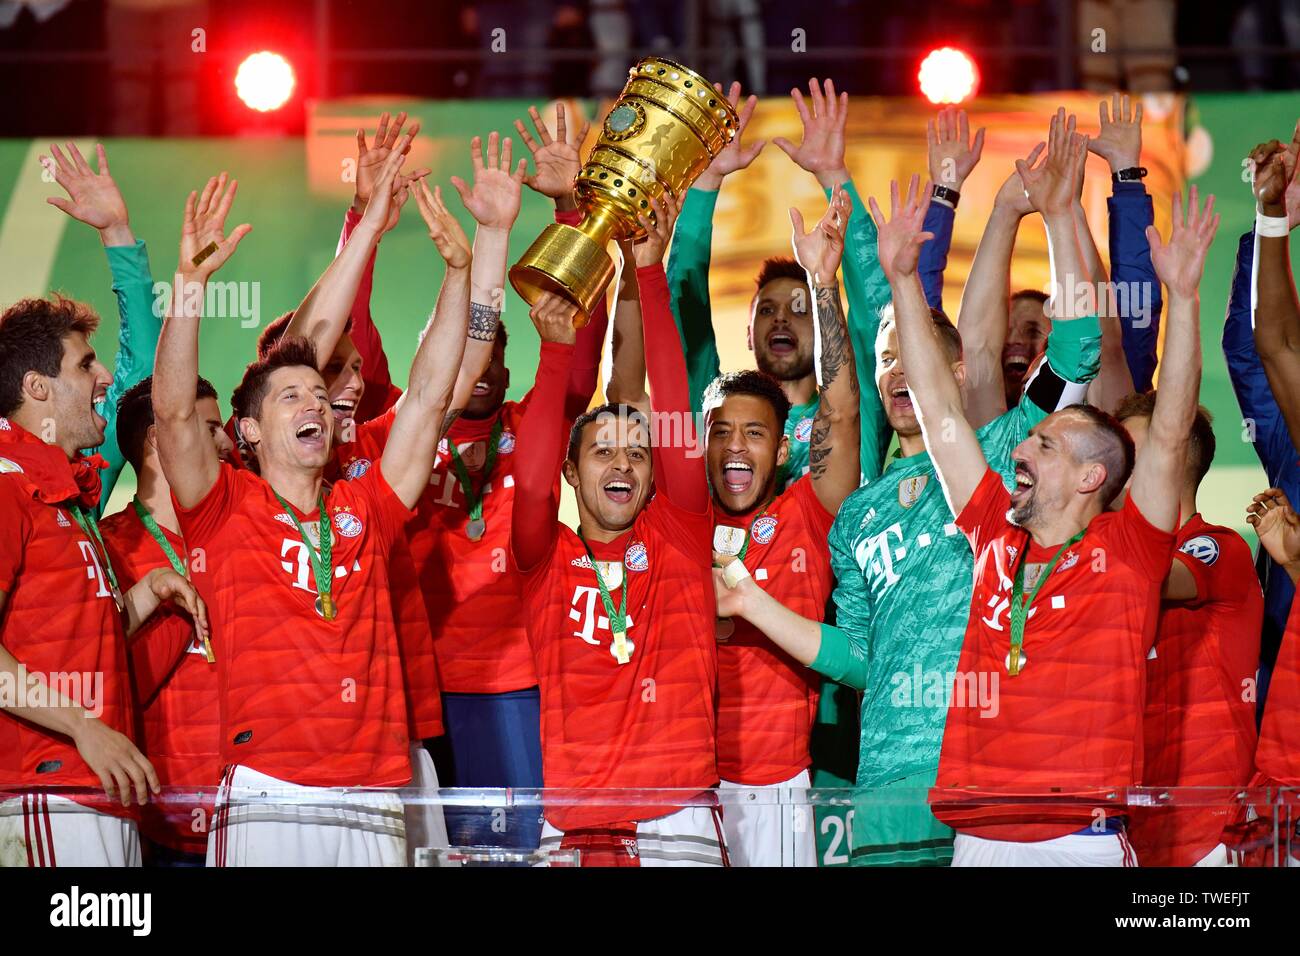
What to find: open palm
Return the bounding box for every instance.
[516,103,590,200]
[451,132,527,229]
[44,143,128,231]
[1146,186,1218,298]
[178,173,251,281]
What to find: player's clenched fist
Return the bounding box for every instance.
[530,290,579,344]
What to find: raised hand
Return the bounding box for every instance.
[43,143,132,245]
[177,173,252,284]
[357,131,413,236]
[354,111,424,213]
[790,184,852,285]
[867,174,935,282]
[631,191,680,268]
[696,82,766,191]
[412,180,472,269]
[451,132,528,230]
[530,290,579,345]
[1252,140,1289,216]
[773,77,849,188]
[515,102,590,209]
[927,107,985,191]
[1016,108,1086,217]
[1145,185,1219,299]
[993,143,1045,218]
[1248,488,1300,572]
[1089,92,1143,172]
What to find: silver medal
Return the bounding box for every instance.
[466,517,486,541]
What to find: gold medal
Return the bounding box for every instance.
[715,618,735,642]
[713,524,746,557]
[1005,650,1026,675]
[317,593,337,621]
[611,629,632,665]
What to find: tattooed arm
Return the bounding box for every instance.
[793,187,861,513]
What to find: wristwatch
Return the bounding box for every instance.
[932,184,961,208]
[1112,166,1148,183]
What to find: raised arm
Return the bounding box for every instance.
[923,106,984,312]
[511,294,579,572]
[667,82,763,410]
[44,142,158,510]
[873,176,988,515]
[605,240,650,412]
[1129,188,1219,532]
[957,150,1042,427]
[1252,135,1300,445]
[284,126,418,365]
[1091,94,1164,393]
[378,204,471,508]
[791,186,860,512]
[153,175,252,508]
[635,193,708,513]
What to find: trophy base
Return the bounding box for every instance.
[509,222,616,327]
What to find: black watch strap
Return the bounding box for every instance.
[932,184,961,208]
[1112,166,1148,183]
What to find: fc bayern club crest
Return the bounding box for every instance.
[497,429,517,454]
[898,474,928,508]
[1180,534,1220,566]
[625,542,649,572]
[334,511,364,538]
[751,514,778,544]
[344,458,372,480]
[793,417,814,443]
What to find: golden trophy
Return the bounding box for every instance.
[509,58,740,325]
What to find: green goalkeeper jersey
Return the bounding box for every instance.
[813,315,1103,788]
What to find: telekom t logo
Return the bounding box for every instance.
[77,540,111,598]
[568,585,634,647]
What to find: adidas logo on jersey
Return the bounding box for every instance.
[56,510,70,527]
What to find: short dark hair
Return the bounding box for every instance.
[1114,390,1216,488]
[117,374,219,472]
[702,369,792,432]
[567,402,650,464]
[256,312,355,361]
[0,295,100,417]
[752,257,810,312]
[1061,403,1136,507]
[878,304,963,362]
[1011,289,1050,310]
[232,336,319,424]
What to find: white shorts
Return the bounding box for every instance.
[719,769,816,867]
[1193,842,1242,867]
[0,793,140,867]
[952,830,1138,867]
[539,805,728,867]
[403,743,449,865]
[206,765,406,867]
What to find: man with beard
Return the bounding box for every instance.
[883,169,1216,865]
[511,194,724,866]
[153,151,469,866]
[714,125,1104,865]
[0,296,205,867]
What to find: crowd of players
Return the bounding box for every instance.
[1,80,1299,867]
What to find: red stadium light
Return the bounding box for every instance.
[235,51,295,112]
[918,47,979,105]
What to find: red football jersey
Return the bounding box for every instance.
[175,462,413,787]
[518,495,718,831]
[332,409,443,740]
[932,468,1174,842]
[1128,516,1263,866]
[1257,595,1300,786]
[0,474,134,812]
[713,476,832,784]
[100,505,219,853]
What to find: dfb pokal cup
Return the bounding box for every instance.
[509,58,740,325]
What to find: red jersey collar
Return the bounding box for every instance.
[0,417,105,507]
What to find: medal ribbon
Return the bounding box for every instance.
[1006,530,1085,676]
[578,531,629,656]
[713,496,776,565]
[68,503,122,602]
[447,418,503,524]
[273,491,335,619]
[132,498,215,662]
